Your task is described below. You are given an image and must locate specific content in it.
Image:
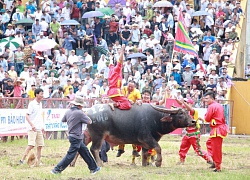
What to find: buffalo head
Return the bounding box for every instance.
[151,105,196,132]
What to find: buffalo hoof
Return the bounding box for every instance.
[155,161,161,167]
[116,150,125,157]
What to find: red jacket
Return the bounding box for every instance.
[107,62,123,98]
[205,101,228,138]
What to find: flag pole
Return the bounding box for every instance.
[167,49,176,82]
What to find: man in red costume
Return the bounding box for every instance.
[107,44,131,110]
[199,92,228,172]
[175,98,213,165]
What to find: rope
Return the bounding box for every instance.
[232,84,250,106]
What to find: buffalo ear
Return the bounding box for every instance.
[160,114,172,122]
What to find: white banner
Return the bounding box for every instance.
[0,109,68,136]
[44,109,68,131]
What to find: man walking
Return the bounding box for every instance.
[199,92,228,172]
[51,96,100,174]
[20,88,44,166]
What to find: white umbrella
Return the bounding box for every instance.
[32,39,57,51]
[153,1,173,8]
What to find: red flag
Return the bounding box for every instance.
[173,10,198,56]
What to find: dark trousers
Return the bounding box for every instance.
[99,141,110,162]
[16,62,24,76]
[8,62,15,71]
[53,136,98,172]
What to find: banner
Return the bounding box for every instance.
[0,109,68,136]
[44,109,68,131]
[0,109,27,136]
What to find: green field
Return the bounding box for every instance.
[0,135,250,180]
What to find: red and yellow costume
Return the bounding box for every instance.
[179,109,211,163]
[205,101,228,171]
[107,61,131,110]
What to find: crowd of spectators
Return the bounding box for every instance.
[0,0,244,108]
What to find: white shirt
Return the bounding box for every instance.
[139,38,147,51]
[156,15,164,23]
[40,21,49,31]
[205,16,214,28]
[26,76,36,92]
[27,99,44,131]
[85,54,93,68]
[146,54,154,66]
[62,7,71,20]
[5,29,15,36]
[68,55,79,65]
[123,7,132,16]
[56,54,67,68]
[134,71,141,83]
[34,11,43,22]
[41,84,50,98]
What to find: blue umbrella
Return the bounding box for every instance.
[60,20,80,26]
[191,11,210,17]
[82,11,104,18]
[127,53,147,59]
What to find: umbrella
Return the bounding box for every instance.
[107,0,126,7]
[127,53,147,59]
[0,37,20,51]
[97,7,115,16]
[191,11,210,17]
[60,20,80,26]
[32,39,57,51]
[14,18,34,26]
[82,11,104,18]
[153,1,173,8]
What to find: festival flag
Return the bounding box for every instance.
[173,12,198,57]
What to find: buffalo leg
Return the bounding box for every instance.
[154,142,162,167]
[90,137,103,167]
[141,148,149,166]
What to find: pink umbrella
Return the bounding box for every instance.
[32,39,57,51]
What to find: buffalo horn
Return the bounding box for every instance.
[151,105,180,114]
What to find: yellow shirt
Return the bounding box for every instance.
[27,89,35,98]
[122,87,141,102]
[63,85,73,97]
[8,70,17,80]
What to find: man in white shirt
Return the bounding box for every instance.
[4,24,15,37]
[133,67,141,84]
[138,34,148,52]
[20,88,44,165]
[36,32,46,41]
[67,50,79,66]
[26,70,36,92]
[62,3,71,20]
[182,10,191,28]
[123,2,132,17]
[12,9,25,22]
[40,17,49,32]
[155,11,163,23]
[154,25,162,41]
[56,51,67,68]
[204,14,214,31]
[84,51,93,73]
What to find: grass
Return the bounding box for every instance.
[0,135,250,180]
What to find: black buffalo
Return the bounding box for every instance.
[87,103,195,167]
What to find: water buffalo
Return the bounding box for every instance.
[87,103,195,167]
